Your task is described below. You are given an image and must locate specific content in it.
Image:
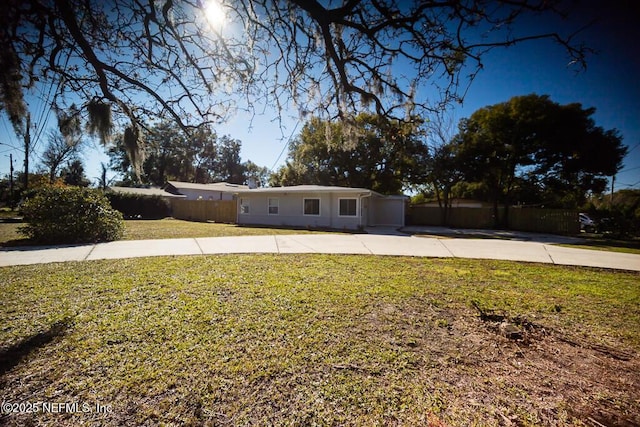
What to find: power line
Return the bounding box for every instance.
[618,180,640,188]
[626,141,640,154]
[29,50,71,157]
[30,77,57,155]
[270,121,299,172]
[619,165,640,173]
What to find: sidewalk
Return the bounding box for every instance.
[1,234,639,272]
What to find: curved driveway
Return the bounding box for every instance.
[1,232,639,272]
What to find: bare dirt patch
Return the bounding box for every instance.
[430,303,640,426]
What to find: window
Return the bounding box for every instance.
[339,198,357,216]
[240,198,250,214]
[303,198,320,216]
[268,198,279,215]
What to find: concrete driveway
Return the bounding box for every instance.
[1,233,639,271]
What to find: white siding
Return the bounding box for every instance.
[237,192,362,230]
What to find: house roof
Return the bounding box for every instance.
[108,186,186,198]
[166,181,249,192]
[234,185,407,198]
[235,184,372,194]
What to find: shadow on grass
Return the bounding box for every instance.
[571,237,640,253]
[1,238,37,248]
[0,319,73,376]
[0,241,92,251]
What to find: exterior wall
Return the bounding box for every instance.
[369,197,405,226]
[238,192,363,230]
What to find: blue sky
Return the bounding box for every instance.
[1,1,638,191]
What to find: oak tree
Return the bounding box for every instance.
[454,94,627,223]
[270,114,428,194]
[2,0,590,173]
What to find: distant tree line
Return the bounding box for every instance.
[428,94,626,226]
[0,117,270,207]
[107,121,269,187]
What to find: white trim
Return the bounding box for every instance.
[338,198,358,217]
[268,197,279,215]
[303,197,321,216]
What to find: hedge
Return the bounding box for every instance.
[19,187,124,244]
[105,192,171,219]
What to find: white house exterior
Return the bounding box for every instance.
[165,181,248,200]
[235,185,406,230]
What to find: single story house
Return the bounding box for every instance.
[165,181,249,200]
[235,185,407,230]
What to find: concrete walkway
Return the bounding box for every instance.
[1,233,639,272]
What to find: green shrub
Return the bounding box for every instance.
[19,186,124,243]
[105,192,171,219]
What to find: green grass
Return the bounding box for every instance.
[0,223,22,244]
[122,218,344,240]
[1,255,638,426]
[560,236,640,255]
[0,218,341,246]
[0,208,20,219]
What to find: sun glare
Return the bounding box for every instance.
[204,0,226,28]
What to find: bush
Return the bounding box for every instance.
[19,187,124,243]
[105,192,171,219]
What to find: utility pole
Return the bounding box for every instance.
[23,112,31,191]
[9,153,14,202]
[610,175,615,207]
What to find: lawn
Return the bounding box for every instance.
[122,218,344,240]
[0,218,341,246]
[560,236,640,255]
[1,255,638,426]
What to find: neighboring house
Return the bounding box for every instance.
[165,181,249,200]
[235,185,406,230]
[108,186,186,199]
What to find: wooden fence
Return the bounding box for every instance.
[407,206,579,235]
[170,199,237,223]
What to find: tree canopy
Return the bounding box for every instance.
[450,94,627,215]
[108,121,267,186]
[1,0,591,172]
[270,114,428,194]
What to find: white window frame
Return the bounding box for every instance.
[338,198,358,217]
[303,198,321,216]
[268,198,279,215]
[240,198,250,214]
